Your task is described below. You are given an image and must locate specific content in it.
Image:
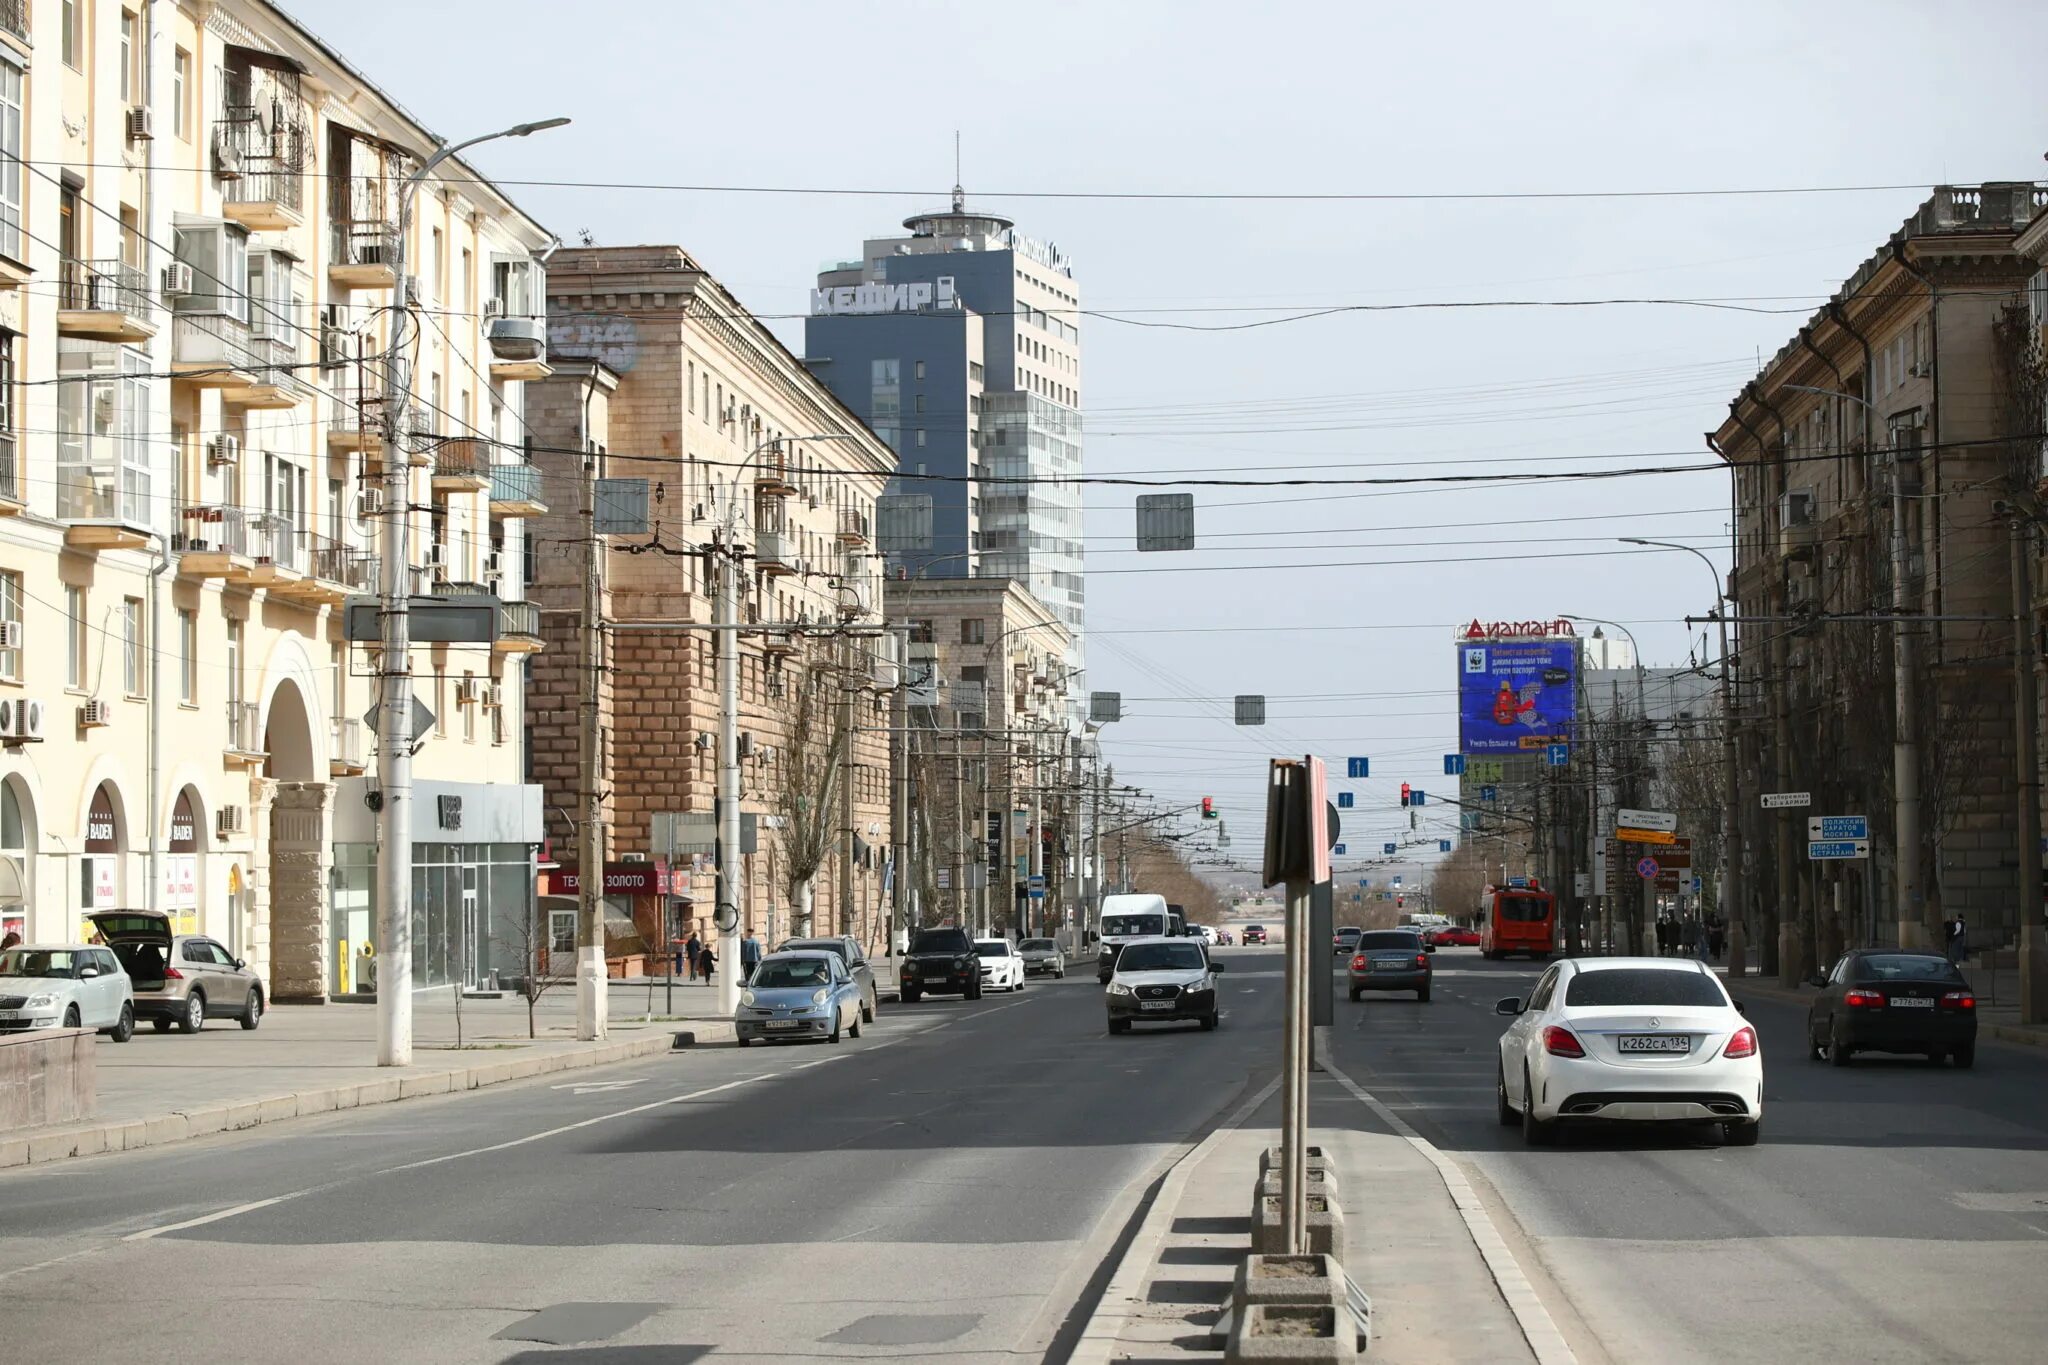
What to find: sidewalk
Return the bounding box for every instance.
[1719,962,2048,1049]
[1,980,736,1172]
[1078,1079,1542,1363]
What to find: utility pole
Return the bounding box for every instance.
[575,442,606,1040]
[890,636,910,948]
[1028,731,1044,937]
[837,635,855,939]
[952,732,968,925]
[2011,517,2046,1022]
[1891,433,1925,949]
[713,531,744,1017]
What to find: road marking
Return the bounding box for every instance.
[124,1196,294,1241]
[1321,1059,1577,1365]
[548,1078,648,1095]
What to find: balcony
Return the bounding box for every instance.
[837,507,871,546]
[493,599,544,655]
[276,540,376,607]
[246,515,304,588]
[330,223,398,290]
[489,462,546,517]
[225,699,266,766]
[213,62,309,230]
[58,259,157,343]
[176,504,253,580]
[0,434,21,516]
[755,529,798,576]
[0,0,25,42]
[58,468,152,551]
[761,629,800,659]
[432,439,492,494]
[170,314,260,388]
[755,450,798,497]
[328,399,386,454]
[223,333,305,409]
[330,716,367,777]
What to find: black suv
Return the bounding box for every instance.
[898,927,983,1002]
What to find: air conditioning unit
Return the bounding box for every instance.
[1910,360,1931,379]
[481,298,506,320]
[482,551,503,582]
[209,434,240,469]
[694,731,715,750]
[125,105,155,142]
[320,324,350,368]
[483,682,503,709]
[0,697,45,742]
[620,852,649,864]
[357,488,386,519]
[78,699,114,728]
[217,804,247,837]
[214,140,243,179]
[426,543,446,570]
[161,261,195,298]
[0,621,21,651]
[456,677,480,705]
[402,274,424,301]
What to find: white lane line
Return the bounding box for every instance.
[124,1196,293,1241]
[1321,1059,1578,1365]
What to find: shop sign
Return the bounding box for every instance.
[169,791,199,851]
[548,862,672,896]
[162,854,198,911]
[85,784,119,851]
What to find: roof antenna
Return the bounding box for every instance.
[952,130,964,213]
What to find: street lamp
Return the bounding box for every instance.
[376,116,569,1067]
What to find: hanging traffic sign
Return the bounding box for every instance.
[1481,785,1498,802]
[1438,840,1452,853]
[1636,856,1661,880]
[1808,840,1870,860]
[1761,791,1811,809]
[1617,827,1678,846]
[1616,809,1677,833]
[1337,791,1354,809]
[1383,843,1397,856]
[1443,754,1465,776]
[1347,757,1370,778]
[1546,743,1569,767]
[1807,815,1868,841]
[1333,843,1346,856]
[1410,789,1427,806]
[1359,878,1369,887]
[1392,875,1403,887]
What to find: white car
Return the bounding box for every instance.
[974,938,1027,992]
[1494,957,1760,1147]
[0,943,137,1042]
[1195,924,1219,946]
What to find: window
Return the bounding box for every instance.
[459,247,471,318]
[915,430,927,447]
[1563,968,1727,1008]
[122,597,143,696]
[171,219,251,322]
[119,11,138,103]
[172,48,191,140]
[66,587,86,688]
[961,618,986,645]
[462,673,476,742]
[61,0,81,70]
[427,227,442,301]
[549,910,576,955]
[178,610,197,704]
[0,59,20,263]
[908,618,935,645]
[915,360,926,380]
[0,570,17,680]
[225,618,243,708]
[490,256,541,317]
[914,394,926,414]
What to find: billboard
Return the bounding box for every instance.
[1459,639,1575,755]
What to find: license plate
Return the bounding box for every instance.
[1618,1034,1691,1054]
[1371,960,1401,972]
[765,1019,800,1030]
[1890,997,1935,1009]
[1140,1000,1174,1011]
[0,1011,17,1021]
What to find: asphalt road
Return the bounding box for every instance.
[1324,946,2048,1365]
[0,953,1284,1363]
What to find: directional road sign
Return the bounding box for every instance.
[1636,856,1661,880]
[1392,876,1403,887]
[1337,791,1354,809]
[1807,815,1869,841]
[1617,827,1678,846]
[1481,785,1498,802]
[1359,878,1369,887]
[1411,790,1427,806]
[1761,791,1812,809]
[1439,840,1452,853]
[1443,754,1465,776]
[1383,843,1397,856]
[1333,844,1346,856]
[1808,839,1871,860]
[1617,808,1677,833]
[1348,757,1370,778]
[1546,743,1570,767]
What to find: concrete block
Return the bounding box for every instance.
[145,1113,192,1144]
[1259,1145,1329,1178]
[1225,1303,1357,1363]
[29,1127,102,1162]
[1256,1168,1340,1203]
[355,1078,402,1107]
[181,1105,232,1136]
[1251,1193,1346,1258]
[0,1136,29,1169]
[297,1088,340,1116]
[258,1095,298,1125]
[108,1120,149,1151]
[1232,1253,1344,1313]
[224,1101,264,1130]
[399,1072,454,1099]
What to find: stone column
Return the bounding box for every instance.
[269,781,336,1003]
[246,777,278,987]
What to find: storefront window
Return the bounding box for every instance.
[0,780,25,942]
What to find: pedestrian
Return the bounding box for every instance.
[0,929,19,953]
[1709,919,1727,961]
[1944,913,1967,966]
[700,943,717,986]
[685,931,702,982]
[1680,918,1699,958]
[740,929,762,977]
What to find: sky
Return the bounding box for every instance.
[285,0,2048,876]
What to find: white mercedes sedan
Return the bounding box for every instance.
[1494,956,1761,1147]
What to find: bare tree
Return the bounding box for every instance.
[496,904,566,1040]
[774,640,850,938]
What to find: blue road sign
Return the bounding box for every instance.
[1411,790,1427,806]
[1443,754,1465,776]
[1334,843,1346,855]
[1337,791,1354,809]
[1359,878,1370,887]
[1810,815,1869,840]
[1481,785,1498,802]
[1508,877,1529,888]
[1690,875,1703,894]
[1028,874,1045,889]
[1439,840,1452,853]
[1028,888,1046,899]
[1392,875,1403,887]
[1347,757,1370,778]
[1809,840,1871,860]
[1546,743,1570,767]
[1383,843,1397,856]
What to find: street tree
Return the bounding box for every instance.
[773,640,851,939]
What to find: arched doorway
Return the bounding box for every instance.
[0,776,33,943]
[81,780,127,938]
[260,678,333,1001]
[165,787,204,938]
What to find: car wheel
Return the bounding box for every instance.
[902,986,921,1003]
[179,992,206,1034]
[1348,984,1361,1001]
[63,1004,80,1029]
[967,984,983,1000]
[152,1018,173,1033]
[1724,1119,1762,1147]
[828,1014,842,1044]
[849,1011,861,1039]
[1199,1012,1218,1031]
[1108,1017,1129,1034]
[1827,1027,1853,1066]
[861,997,875,1024]
[1952,1043,1976,1069]
[1016,978,1026,992]
[1496,1060,1517,1126]
[737,1036,752,1047]
[240,990,263,1030]
[1521,1067,1554,1146]
[1807,1020,1826,1061]
[107,1003,135,1043]
[1418,985,1432,1003]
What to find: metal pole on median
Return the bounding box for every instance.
[576,431,607,1041]
[714,533,744,1017]
[1281,872,1307,1253]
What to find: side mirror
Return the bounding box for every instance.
[1808,974,1827,989]
[1734,1000,1747,1017]
[1494,996,1524,1016]
[79,965,100,979]
[234,959,247,970]
[1210,960,1226,974]
[1426,944,1438,954]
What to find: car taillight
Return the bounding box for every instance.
[1941,991,1976,1010]
[1541,1026,1584,1058]
[1722,1025,1758,1059]
[1350,954,1366,969]
[1844,988,1884,1008]
[163,967,183,980]
[1415,954,1429,968]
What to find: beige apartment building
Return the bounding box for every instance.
[884,575,1074,935]
[1714,182,2046,977]
[525,246,897,959]
[0,1,554,1000]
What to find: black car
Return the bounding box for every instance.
[1347,928,1433,1002]
[1807,950,1977,1067]
[897,927,983,1003]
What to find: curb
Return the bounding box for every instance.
[1720,971,2046,1049]
[0,1023,731,1174]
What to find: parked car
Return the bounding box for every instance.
[1242,924,1269,945]
[1495,957,1761,1147]
[90,911,263,1033]
[777,934,878,1023]
[975,938,1027,992]
[1195,924,1219,945]
[0,944,135,1041]
[1347,929,1433,1002]
[1429,925,1481,948]
[1018,938,1067,978]
[1806,950,1977,1068]
[1106,936,1225,1034]
[1214,929,1234,946]
[898,927,983,1002]
[1333,926,1363,957]
[735,951,863,1046]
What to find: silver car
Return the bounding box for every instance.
[91,910,264,1033]
[777,935,878,1022]
[735,951,864,1046]
[1019,937,1067,978]
[0,944,136,1041]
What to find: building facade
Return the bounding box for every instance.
[0,1,552,999]
[1715,182,2047,975]
[803,195,1086,686]
[528,246,896,958]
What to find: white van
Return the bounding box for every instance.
[1097,893,1181,981]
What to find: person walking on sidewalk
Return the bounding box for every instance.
[1709,917,1726,961]
[685,931,703,982]
[700,943,717,987]
[740,930,762,980]
[1945,913,1968,967]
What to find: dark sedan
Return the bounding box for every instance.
[1347,928,1433,1002]
[1807,950,1976,1067]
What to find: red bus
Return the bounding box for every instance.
[1480,883,1556,960]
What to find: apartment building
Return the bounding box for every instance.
[1714,182,2047,974]
[883,575,1074,935]
[0,1,554,1000]
[527,246,896,958]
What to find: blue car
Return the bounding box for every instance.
[735,951,865,1046]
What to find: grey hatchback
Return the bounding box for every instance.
[90,911,264,1033]
[777,935,879,1022]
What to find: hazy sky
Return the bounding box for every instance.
[286,0,2048,872]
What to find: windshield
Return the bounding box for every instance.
[1853,954,1963,983]
[974,941,1012,958]
[1498,896,1549,922]
[1103,914,1165,936]
[780,939,848,961]
[752,958,834,989]
[1117,942,1207,972]
[910,930,971,954]
[0,949,80,978]
[1358,931,1421,951]
[1020,939,1055,951]
[1564,968,1726,1008]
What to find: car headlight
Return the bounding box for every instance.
[741,989,757,1007]
[954,956,969,968]
[25,992,57,1009]
[1107,981,1133,996]
[811,989,830,1005]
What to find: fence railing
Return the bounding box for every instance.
[60,257,152,319]
[179,502,249,555]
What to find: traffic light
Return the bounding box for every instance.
[1397,895,1405,910]
[1201,796,1216,820]
[1399,783,1411,807]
